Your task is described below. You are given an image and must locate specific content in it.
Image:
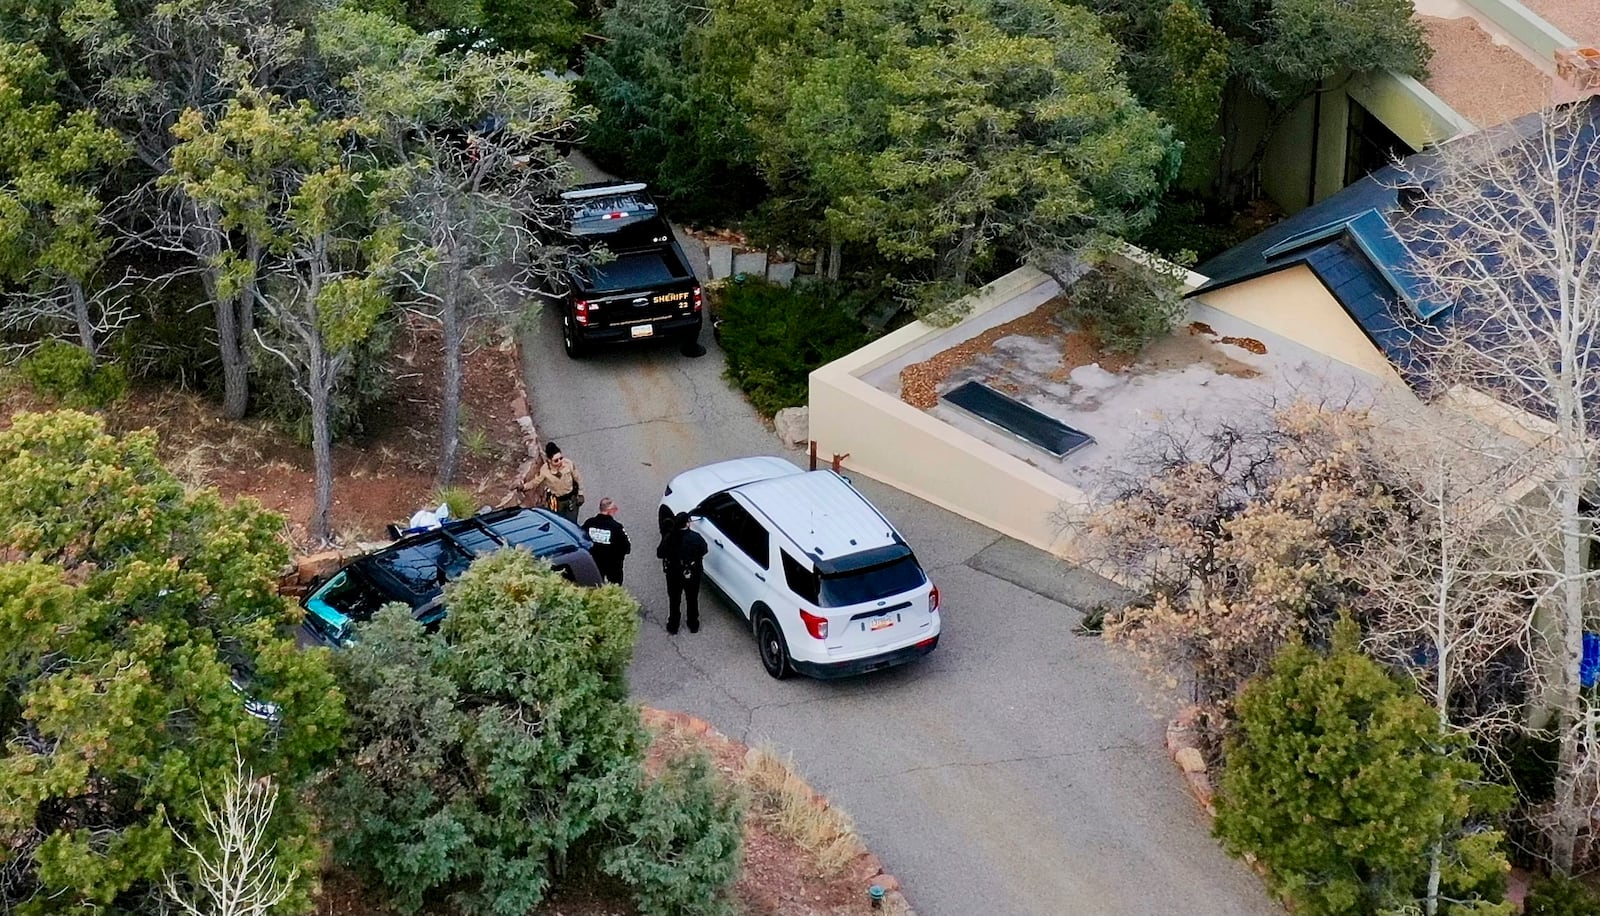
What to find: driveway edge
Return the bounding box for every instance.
[643,707,917,915]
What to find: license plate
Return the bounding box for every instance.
[869,618,895,632]
[631,324,654,338]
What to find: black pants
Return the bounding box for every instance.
[595,556,624,585]
[665,566,701,630]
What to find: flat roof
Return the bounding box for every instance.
[861,290,1504,501]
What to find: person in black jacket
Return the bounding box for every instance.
[657,511,708,634]
[581,498,631,585]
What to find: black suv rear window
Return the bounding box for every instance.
[568,191,657,224]
[587,251,683,290]
[818,555,926,608]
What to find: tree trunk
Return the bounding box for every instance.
[214,289,252,421]
[1549,453,1588,874]
[826,236,842,282]
[309,345,336,546]
[68,278,97,362]
[941,226,978,287]
[197,211,257,421]
[437,292,464,489]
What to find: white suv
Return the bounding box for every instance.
[659,457,940,679]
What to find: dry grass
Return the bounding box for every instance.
[167,433,267,489]
[739,743,868,877]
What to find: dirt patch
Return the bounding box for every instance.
[1048,329,1133,382]
[899,297,1130,408]
[2,317,528,552]
[1138,334,1260,380]
[1218,336,1267,356]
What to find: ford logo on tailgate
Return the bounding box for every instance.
[652,291,690,305]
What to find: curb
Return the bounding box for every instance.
[641,707,917,916]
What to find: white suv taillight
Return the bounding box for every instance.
[800,608,828,640]
[930,584,940,613]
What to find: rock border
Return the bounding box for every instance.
[642,707,916,916]
[1165,705,1216,816]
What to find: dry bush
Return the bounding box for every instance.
[740,744,866,876]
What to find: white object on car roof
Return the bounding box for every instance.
[408,503,452,532]
[560,182,648,200]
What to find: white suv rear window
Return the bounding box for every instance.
[817,555,925,607]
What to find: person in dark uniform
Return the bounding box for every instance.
[581,497,631,585]
[656,511,707,634]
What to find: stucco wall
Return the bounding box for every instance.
[1195,265,1407,385]
[1261,70,1470,213]
[809,268,1096,559]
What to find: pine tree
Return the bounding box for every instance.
[1215,619,1512,916]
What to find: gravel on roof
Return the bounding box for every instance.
[1419,15,1552,128]
[1521,0,1600,51]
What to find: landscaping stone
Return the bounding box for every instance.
[773,406,809,447]
[295,550,344,584]
[733,250,768,278]
[1175,747,1207,774]
[708,242,735,280]
[767,260,797,287]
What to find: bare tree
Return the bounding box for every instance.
[0,268,140,360]
[317,14,577,486]
[1396,100,1600,873]
[1091,402,1411,710]
[1356,444,1546,914]
[163,755,297,916]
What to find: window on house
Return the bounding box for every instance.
[1345,100,1410,188]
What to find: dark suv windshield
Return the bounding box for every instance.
[818,555,926,607]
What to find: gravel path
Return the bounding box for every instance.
[1419,15,1552,129]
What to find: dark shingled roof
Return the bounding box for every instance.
[1191,96,1600,414]
[1191,163,1439,382]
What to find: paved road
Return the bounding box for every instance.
[518,309,1280,916]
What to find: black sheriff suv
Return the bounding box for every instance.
[545,181,703,358]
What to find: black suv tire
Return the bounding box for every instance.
[755,612,792,680]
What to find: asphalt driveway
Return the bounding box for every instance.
[517,304,1279,916]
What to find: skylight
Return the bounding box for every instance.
[1260,208,1450,322]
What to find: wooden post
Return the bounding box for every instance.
[831,452,849,473]
[809,440,818,471]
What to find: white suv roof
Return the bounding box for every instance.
[737,469,899,561]
[667,457,902,561]
[669,456,801,507]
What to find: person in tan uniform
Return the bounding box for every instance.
[517,441,584,522]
